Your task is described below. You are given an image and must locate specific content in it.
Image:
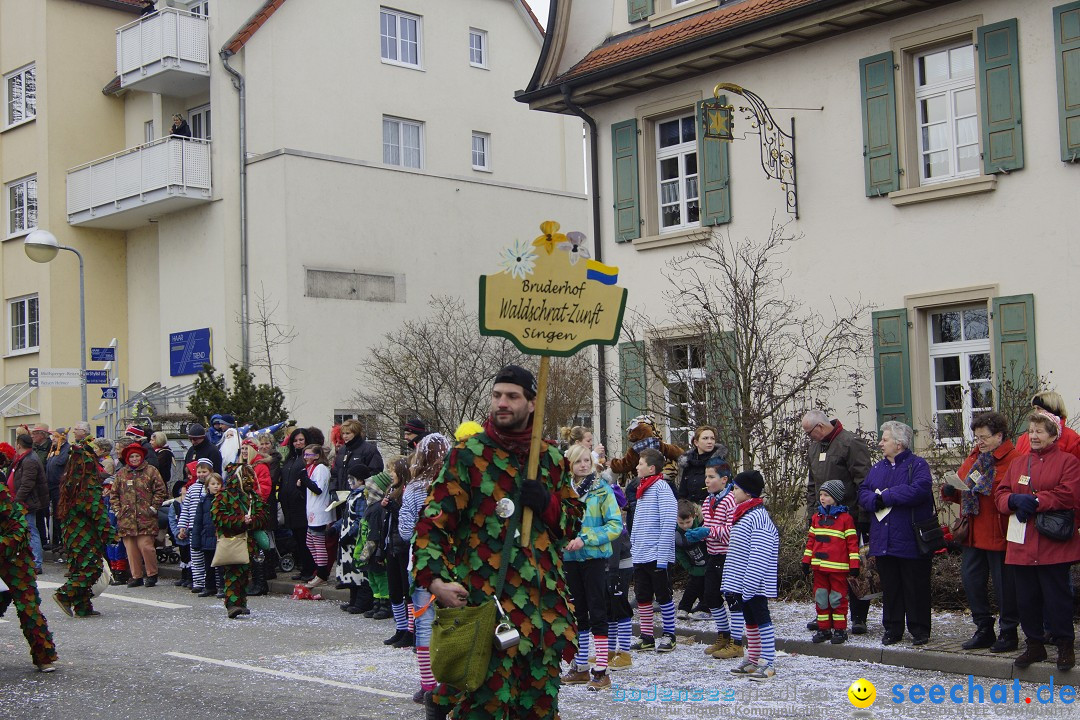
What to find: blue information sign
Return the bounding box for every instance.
[90,347,116,362]
[170,328,212,377]
[85,370,109,384]
[101,387,118,400]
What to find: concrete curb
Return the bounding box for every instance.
[154,562,351,603]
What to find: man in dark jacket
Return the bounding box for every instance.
[183,424,222,474]
[802,410,872,634]
[333,419,384,493]
[402,417,428,452]
[12,434,49,570]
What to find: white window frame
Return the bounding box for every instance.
[927,305,992,443]
[471,132,491,172]
[664,340,707,446]
[655,113,699,233]
[189,103,211,141]
[382,116,424,169]
[469,28,488,69]
[7,294,40,355]
[4,63,36,129]
[913,41,979,186]
[6,175,37,239]
[380,8,422,70]
[144,120,155,143]
[188,1,210,16]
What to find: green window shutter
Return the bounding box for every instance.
[1054,2,1080,162]
[977,18,1025,173]
[872,309,911,429]
[859,52,900,197]
[696,98,732,226]
[992,294,1037,397]
[628,0,653,22]
[619,340,647,431]
[611,119,641,243]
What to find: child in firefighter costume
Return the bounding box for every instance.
[211,460,268,618]
[54,440,114,618]
[801,479,860,644]
[0,483,58,671]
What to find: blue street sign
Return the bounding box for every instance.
[91,347,116,362]
[101,387,118,400]
[84,370,109,384]
[169,328,212,377]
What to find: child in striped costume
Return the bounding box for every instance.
[696,457,741,660]
[629,447,679,653]
[722,470,780,681]
[802,479,860,645]
[178,459,211,592]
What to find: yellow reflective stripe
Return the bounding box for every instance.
[811,528,847,538]
[848,553,860,560]
[803,549,812,557]
[843,529,857,536]
[812,559,850,570]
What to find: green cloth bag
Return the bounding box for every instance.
[430,598,499,692]
[252,530,271,551]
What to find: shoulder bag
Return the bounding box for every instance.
[211,494,252,567]
[1016,456,1078,541]
[906,464,946,555]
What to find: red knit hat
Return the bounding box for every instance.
[120,444,147,465]
[125,425,147,439]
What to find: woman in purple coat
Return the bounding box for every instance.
[858,420,934,647]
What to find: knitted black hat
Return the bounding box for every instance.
[733,470,765,498]
[494,365,537,399]
[403,418,427,435]
[821,479,846,503]
[187,423,206,438]
[347,461,373,482]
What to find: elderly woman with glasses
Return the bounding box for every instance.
[858,420,934,647]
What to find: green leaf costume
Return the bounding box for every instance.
[55,440,113,617]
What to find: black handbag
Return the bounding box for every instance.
[1035,509,1075,542]
[912,515,947,555]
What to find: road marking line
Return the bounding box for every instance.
[99,594,192,609]
[165,652,412,700]
[36,581,62,589]
[0,619,8,624]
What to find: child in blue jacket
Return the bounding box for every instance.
[192,473,223,598]
[629,447,679,653]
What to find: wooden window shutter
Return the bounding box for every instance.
[611,119,641,243]
[628,0,653,23]
[1054,2,1080,162]
[872,309,912,428]
[977,19,1025,173]
[992,294,1037,397]
[859,52,900,197]
[696,98,732,226]
[619,340,647,431]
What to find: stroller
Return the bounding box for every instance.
[156,500,182,566]
[273,527,298,573]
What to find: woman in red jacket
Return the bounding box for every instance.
[1013,391,1080,462]
[994,410,1080,672]
[941,411,1021,653]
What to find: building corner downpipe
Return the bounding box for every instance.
[220,49,249,368]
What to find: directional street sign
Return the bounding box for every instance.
[85,370,109,384]
[28,368,83,388]
[91,347,116,362]
[101,387,118,400]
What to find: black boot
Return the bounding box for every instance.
[392,630,415,649]
[355,584,375,614]
[1014,641,1047,669]
[342,586,359,613]
[372,599,392,620]
[962,625,996,650]
[424,690,447,720]
[991,628,1019,653]
[385,629,408,645]
[175,567,190,587]
[247,552,269,597]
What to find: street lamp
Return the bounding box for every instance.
[24,229,87,423]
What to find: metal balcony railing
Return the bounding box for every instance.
[116,8,209,91]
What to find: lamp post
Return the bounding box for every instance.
[24,230,87,422]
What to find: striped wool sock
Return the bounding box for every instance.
[637,603,654,639]
[608,624,618,656]
[759,623,776,667]
[660,601,676,635]
[619,617,633,651]
[392,602,407,631]
[575,630,590,667]
[746,625,761,665]
[594,635,609,671]
[416,646,435,691]
[407,603,415,633]
[729,607,745,644]
[711,606,731,635]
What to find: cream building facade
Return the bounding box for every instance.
[2,0,586,438]
[520,0,1079,450]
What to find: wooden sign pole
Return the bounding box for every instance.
[520,355,550,544]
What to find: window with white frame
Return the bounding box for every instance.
[915,42,978,184]
[8,295,39,354]
[380,8,421,68]
[7,176,37,237]
[656,114,699,232]
[144,120,155,143]
[928,306,991,441]
[188,1,209,16]
[472,132,490,171]
[665,341,707,446]
[382,117,423,169]
[189,104,211,140]
[469,29,487,68]
[5,64,35,127]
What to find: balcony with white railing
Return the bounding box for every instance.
[116,8,210,95]
[67,137,212,230]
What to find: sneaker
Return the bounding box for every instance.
[712,642,745,660]
[656,633,677,653]
[690,611,711,621]
[227,605,244,619]
[629,636,655,651]
[561,666,591,685]
[412,688,425,704]
[306,577,326,589]
[730,658,758,675]
[811,629,832,644]
[704,637,730,655]
[676,609,690,620]
[748,664,776,681]
[76,610,101,618]
[831,630,848,645]
[36,663,56,673]
[51,593,75,618]
[586,671,611,691]
[608,651,632,671]
[143,575,158,588]
[851,621,868,635]
[215,590,225,599]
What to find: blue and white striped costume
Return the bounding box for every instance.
[629,479,678,566]
[721,504,779,598]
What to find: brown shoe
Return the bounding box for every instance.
[561,666,590,685]
[712,641,745,659]
[586,671,611,691]
[608,651,632,671]
[704,636,730,656]
[1014,641,1047,669]
[1057,641,1076,672]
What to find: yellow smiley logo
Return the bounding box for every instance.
[848,678,876,708]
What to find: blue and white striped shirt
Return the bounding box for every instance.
[721,503,779,598]
[630,477,678,565]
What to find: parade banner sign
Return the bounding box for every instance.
[479,221,627,356]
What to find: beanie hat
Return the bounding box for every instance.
[403,417,428,435]
[821,479,846,504]
[494,364,537,399]
[733,470,765,498]
[195,457,214,468]
[219,414,236,428]
[347,461,373,483]
[187,423,206,438]
[120,444,146,464]
[125,425,147,439]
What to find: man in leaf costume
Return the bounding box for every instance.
[212,461,268,618]
[0,483,58,669]
[54,440,113,618]
[415,365,583,720]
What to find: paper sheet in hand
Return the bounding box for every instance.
[325,490,352,512]
[1007,514,1026,544]
[944,471,969,492]
[874,488,890,522]
[0,576,7,592]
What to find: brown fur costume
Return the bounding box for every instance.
[609,415,684,474]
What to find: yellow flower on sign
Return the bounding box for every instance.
[532,220,566,256]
